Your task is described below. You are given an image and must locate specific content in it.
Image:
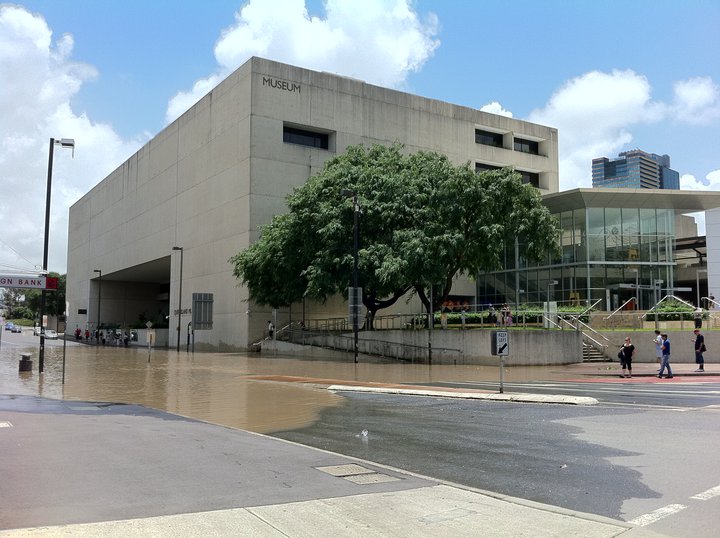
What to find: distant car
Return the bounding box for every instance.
[34,326,43,336]
[4,322,14,331]
[11,325,22,333]
[44,329,58,339]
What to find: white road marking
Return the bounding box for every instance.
[691,485,720,500]
[0,421,12,427]
[629,504,686,527]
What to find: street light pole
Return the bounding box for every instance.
[93,269,102,341]
[341,189,360,364]
[351,194,359,364]
[39,137,74,373]
[172,246,184,352]
[696,269,707,307]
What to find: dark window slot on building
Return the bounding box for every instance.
[283,126,329,149]
[519,170,540,187]
[475,129,503,148]
[475,162,501,173]
[514,138,539,155]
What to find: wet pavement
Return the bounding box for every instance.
[0,331,703,536]
[0,331,596,433]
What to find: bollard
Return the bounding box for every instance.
[19,353,33,373]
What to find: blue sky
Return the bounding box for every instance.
[1,0,719,273]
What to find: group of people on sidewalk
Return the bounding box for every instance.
[617,329,707,379]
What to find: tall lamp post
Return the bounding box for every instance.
[172,246,184,352]
[696,268,708,307]
[93,269,102,341]
[629,268,639,309]
[341,189,360,364]
[39,137,74,373]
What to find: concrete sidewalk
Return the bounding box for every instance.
[0,395,650,537]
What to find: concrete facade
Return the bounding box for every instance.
[67,57,559,351]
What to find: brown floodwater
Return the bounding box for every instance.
[0,335,576,433]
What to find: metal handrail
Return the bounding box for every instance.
[641,294,697,319]
[542,314,562,330]
[701,296,720,309]
[579,298,603,317]
[603,298,636,320]
[283,327,463,361]
[559,314,611,354]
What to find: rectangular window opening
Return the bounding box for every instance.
[475,129,503,148]
[518,170,540,188]
[514,137,539,155]
[283,125,329,149]
[475,162,501,173]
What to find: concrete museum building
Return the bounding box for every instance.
[66,57,560,350]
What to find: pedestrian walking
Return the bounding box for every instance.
[619,336,635,378]
[658,333,673,379]
[652,330,663,369]
[692,328,705,372]
[267,320,274,339]
[694,308,703,329]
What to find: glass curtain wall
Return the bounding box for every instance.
[477,207,675,310]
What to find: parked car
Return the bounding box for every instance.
[4,322,14,331]
[44,329,58,339]
[11,325,22,333]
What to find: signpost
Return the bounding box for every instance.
[491,330,509,393]
[0,275,58,289]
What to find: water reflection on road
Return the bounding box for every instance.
[0,336,574,433]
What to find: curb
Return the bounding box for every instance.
[327,384,598,406]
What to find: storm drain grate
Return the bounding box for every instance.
[316,464,401,484]
[0,422,13,428]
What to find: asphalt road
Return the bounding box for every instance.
[413,379,720,409]
[270,384,720,534]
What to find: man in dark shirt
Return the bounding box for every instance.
[692,329,705,372]
[658,334,673,379]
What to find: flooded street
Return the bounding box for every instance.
[0,333,576,433]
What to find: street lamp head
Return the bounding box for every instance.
[93,269,101,274]
[172,246,183,251]
[55,138,75,157]
[340,188,355,197]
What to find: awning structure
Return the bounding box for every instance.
[543,188,720,213]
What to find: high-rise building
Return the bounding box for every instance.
[592,149,680,189]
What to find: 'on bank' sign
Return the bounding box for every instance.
[0,275,58,289]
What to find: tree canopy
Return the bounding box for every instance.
[3,272,66,321]
[230,143,559,321]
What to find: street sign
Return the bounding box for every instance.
[491,330,509,356]
[0,275,58,290]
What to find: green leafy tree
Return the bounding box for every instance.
[231,144,559,323]
[19,272,66,320]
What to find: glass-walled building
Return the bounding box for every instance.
[477,189,720,310]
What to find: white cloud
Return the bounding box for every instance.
[166,0,439,124]
[679,171,720,235]
[0,6,143,273]
[681,169,720,191]
[480,101,513,118]
[672,77,720,124]
[527,69,668,191]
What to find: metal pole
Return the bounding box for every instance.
[352,195,359,364]
[38,138,55,374]
[172,247,184,352]
[94,269,102,342]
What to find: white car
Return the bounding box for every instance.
[44,329,58,339]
